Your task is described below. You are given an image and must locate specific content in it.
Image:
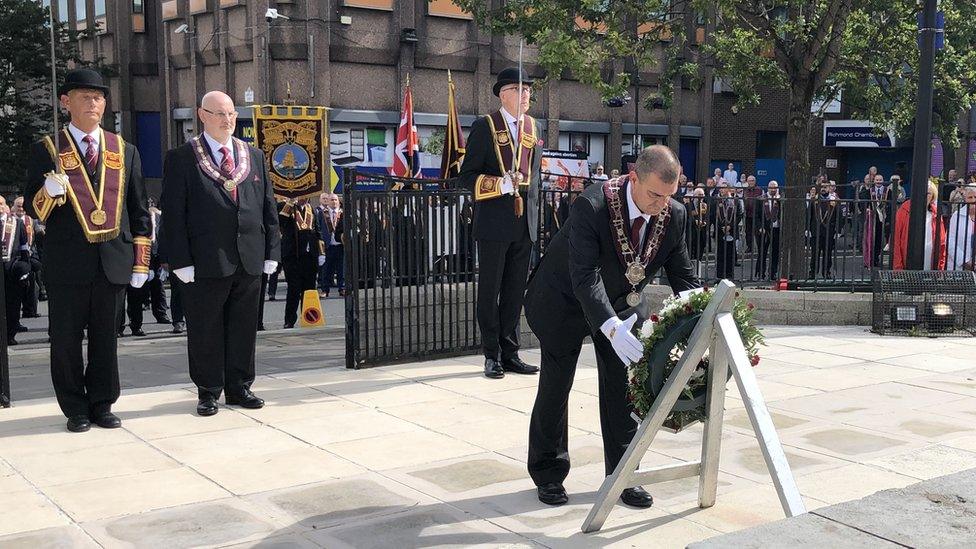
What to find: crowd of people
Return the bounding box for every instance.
[539,162,976,283]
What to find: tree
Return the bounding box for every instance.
[452,0,976,279]
[0,0,103,193]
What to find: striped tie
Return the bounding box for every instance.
[83,135,98,174]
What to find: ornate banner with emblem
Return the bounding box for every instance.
[252,105,330,200]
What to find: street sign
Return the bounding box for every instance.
[918,11,945,50]
[826,158,838,168]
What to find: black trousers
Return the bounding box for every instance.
[757,228,781,279]
[47,273,125,418]
[283,255,318,326]
[716,239,736,280]
[320,244,344,293]
[810,233,836,277]
[744,215,757,252]
[182,267,261,399]
[267,266,281,298]
[5,268,23,339]
[147,274,168,319]
[476,237,531,361]
[526,303,636,485]
[21,271,38,316]
[169,278,184,324]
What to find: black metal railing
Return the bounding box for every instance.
[345,170,976,367]
[344,171,478,368]
[0,267,9,407]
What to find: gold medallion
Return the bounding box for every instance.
[626,291,641,307]
[103,151,123,170]
[497,131,510,145]
[625,262,645,285]
[223,180,236,192]
[90,209,107,226]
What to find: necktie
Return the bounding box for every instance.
[83,135,98,174]
[631,217,645,251]
[219,146,238,202]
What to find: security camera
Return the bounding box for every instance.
[265,8,289,22]
[174,23,189,34]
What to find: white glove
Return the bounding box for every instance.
[147,269,155,282]
[600,314,644,366]
[500,174,515,195]
[158,269,169,283]
[804,230,811,238]
[263,260,278,275]
[44,173,67,197]
[130,272,149,288]
[174,266,195,283]
[318,255,326,267]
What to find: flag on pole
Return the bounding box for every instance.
[441,70,466,179]
[391,75,421,179]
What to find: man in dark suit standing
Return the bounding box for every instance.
[279,197,324,329]
[317,193,344,297]
[25,68,152,432]
[525,145,700,507]
[1,201,31,346]
[160,90,281,417]
[459,68,541,379]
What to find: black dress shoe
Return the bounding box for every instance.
[502,357,539,375]
[268,295,276,301]
[93,412,122,429]
[283,323,295,329]
[131,328,147,337]
[537,483,568,506]
[16,324,27,333]
[23,313,40,319]
[7,337,17,346]
[172,322,185,334]
[484,358,505,379]
[117,330,126,338]
[257,324,266,332]
[226,389,264,409]
[155,315,172,324]
[67,416,91,433]
[197,397,219,416]
[620,486,654,508]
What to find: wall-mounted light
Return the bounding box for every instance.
[400,28,418,43]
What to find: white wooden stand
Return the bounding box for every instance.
[581,280,806,533]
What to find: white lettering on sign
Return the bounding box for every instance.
[826,159,838,168]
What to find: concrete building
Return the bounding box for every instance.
[59,0,975,192]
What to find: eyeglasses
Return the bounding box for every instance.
[202,108,238,119]
[500,85,532,95]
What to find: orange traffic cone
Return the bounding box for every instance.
[300,289,325,327]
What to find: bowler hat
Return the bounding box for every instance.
[493,67,534,97]
[60,68,109,97]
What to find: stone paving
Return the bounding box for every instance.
[1,325,975,548]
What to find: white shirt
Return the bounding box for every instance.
[627,179,651,246]
[68,123,100,159]
[327,208,341,246]
[203,132,234,165]
[500,107,520,142]
[724,169,739,187]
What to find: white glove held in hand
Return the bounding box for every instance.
[600,313,644,366]
[129,272,149,288]
[44,173,67,197]
[158,269,169,283]
[263,260,278,275]
[173,266,195,283]
[500,174,515,195]
[318,255,326,267]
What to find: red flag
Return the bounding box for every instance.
[391,79,421,178]
[441,70,466,179]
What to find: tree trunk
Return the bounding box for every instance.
[781,84,816,280]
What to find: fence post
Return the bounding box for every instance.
[343,169,359,369]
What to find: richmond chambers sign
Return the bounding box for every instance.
[823,120,896,148]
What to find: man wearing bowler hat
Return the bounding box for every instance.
[459,68,542,379]
[25,68,151,433]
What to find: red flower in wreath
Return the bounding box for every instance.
[683,304,693,313]
[747,303,755,310]
[650,314,660,323]
[750,355,760,366]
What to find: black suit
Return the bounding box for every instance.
[159,138,281,400]
[458,113,541,361]
[3,216,30,340]
[525,180,700,486]
[24,132,150,419]
[279,202,323,327]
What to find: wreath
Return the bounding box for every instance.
[627,287,765,432]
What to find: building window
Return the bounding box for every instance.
[76,0,87,30]
[219,0,242,6]
[189,0,209,14]
[58,0,68,22]
[428,0,472,19]
[132,0,145,32]
[161,0,178,20]
[343,0,394,11]
[94,0,106,32]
